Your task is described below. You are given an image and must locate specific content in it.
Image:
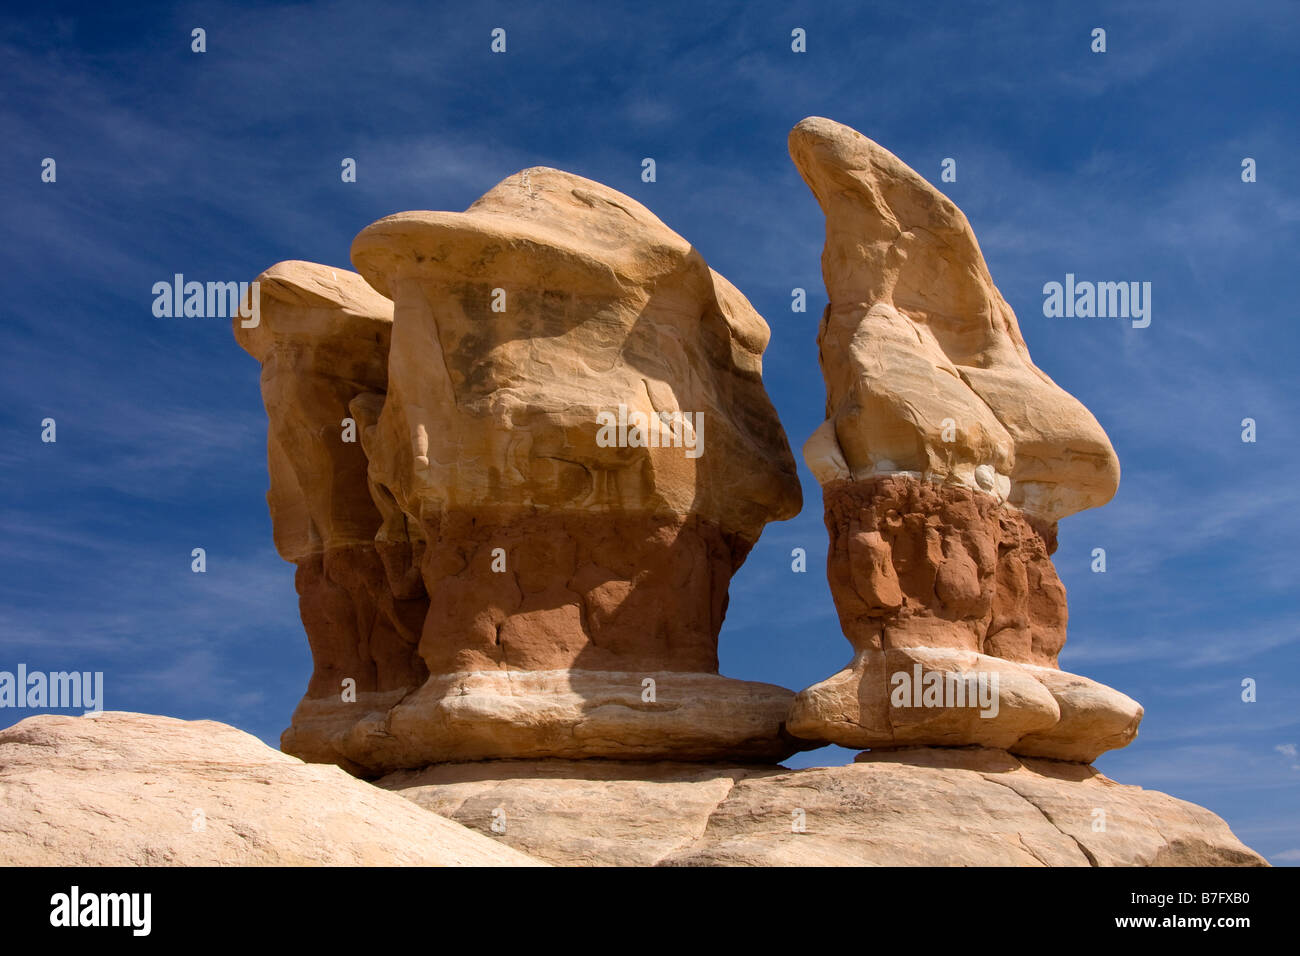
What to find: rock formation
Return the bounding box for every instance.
[234,262,432,772]
[0,713,1261,868]
[0,713,540,866]
[785,117,1142,761]
[237,169,803,774]
[379,750,1265,867]
[201,137,1270,872]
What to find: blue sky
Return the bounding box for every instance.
[2,0,1297,863]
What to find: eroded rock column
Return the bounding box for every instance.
[259,168,803,773]
[233,262,429,774]
[786,117,1142,762]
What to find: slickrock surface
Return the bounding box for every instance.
[0,713,542,866]
[2,713,1261,868]
[237,169,801,773]
[381,759,758,867]
[382,750,1266,867]
[786,117,1139,761]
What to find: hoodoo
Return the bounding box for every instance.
[237,169,803,774]
[785,116,1143,762]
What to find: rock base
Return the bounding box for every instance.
[791,475,1142,760]
[283,669,803,776]
[0,713,540,866]
[1,713,1264,867]
[381,748,1266,867]
[282,510,804,774]
[788,647,1143,762]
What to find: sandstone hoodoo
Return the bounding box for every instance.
[785,117,1142,762]
[238,169,803,775]
[234,261,431,773]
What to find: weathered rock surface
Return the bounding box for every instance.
[382,759,757,867]
[786,117,1139,760]
[290,670,803,769]
[234,261,429,768]
[787,475,1142,761]
[789,117,1119,520]
[237,171,802,773]
[350,166,801,538]
[382,749,1266,867]
[0,713,542,866]
[3,713,1260,868]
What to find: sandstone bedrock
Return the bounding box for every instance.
[0,713,1263,868]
